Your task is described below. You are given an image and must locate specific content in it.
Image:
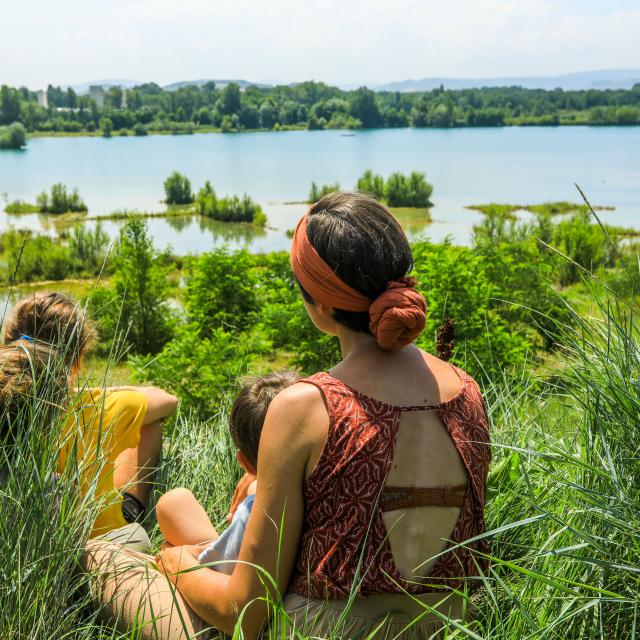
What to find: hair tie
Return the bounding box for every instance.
[369,277,427,352]
[18,335,34,344]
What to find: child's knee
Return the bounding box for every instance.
[156,487,195,519]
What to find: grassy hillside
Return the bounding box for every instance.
[1,205,638,638]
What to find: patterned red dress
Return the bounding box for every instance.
[288,366,491,599]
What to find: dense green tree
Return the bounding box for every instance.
[239,104,259,129]
[259,102,275,129]
[0,86,21,125]
[221,83,241,115]
[350,87,382,127]
[2,80,640,135]
[0,122,26,149]
[164,171,193,204]
[65,88,78,109]
[91,219,173,356]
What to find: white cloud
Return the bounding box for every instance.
[0,0,638,88]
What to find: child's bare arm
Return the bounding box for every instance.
[108,386,179,424]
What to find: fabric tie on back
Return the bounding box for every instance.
[290,212,427,352]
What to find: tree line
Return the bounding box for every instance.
[1,81,640,139]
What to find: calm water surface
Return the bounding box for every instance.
[0,127,638,253]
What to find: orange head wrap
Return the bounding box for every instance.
[290,212,427,352]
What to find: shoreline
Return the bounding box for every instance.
[25,121,640,141]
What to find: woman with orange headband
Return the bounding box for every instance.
[84,192,491,639]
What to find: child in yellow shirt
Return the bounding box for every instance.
[4,292,178,536]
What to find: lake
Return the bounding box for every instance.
[0,127,638,254]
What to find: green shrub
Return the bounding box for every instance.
[308,181,340,203]
[4,199,38,213]
[0,122,26,149]
[356,170,385,200]
[384,171,433,207]
[36,183,88,214]
[413,241,531,380]
[197,183,265,225]
[133,122,148,136]
[99,116,112,138]
[552,211,617,286]
[472,213,570,348]
[0,230,73,282]
[184,248,259,337]
[68,222,110,276]
[253,252,341,372]
[131,324,261,418]
[164,171,194,205]
[89,219,174,357]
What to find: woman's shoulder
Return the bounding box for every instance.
[263,382,329,448]
[265,382,327,430]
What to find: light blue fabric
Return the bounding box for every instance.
[197,494,254,574]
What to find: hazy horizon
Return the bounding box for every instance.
[1,0,639,89]
[17,67,638,93]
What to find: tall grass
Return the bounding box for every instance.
[1,245,638,638]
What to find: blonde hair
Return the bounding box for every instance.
[0,342,68,446]
[4,292,97,367]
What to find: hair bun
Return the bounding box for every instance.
[368,277,427,352]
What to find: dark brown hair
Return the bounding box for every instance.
[0,342,69,447]
[302,192,413,333]
[229,371,299,469]
[4,292,97,367]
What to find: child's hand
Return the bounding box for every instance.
[227,473,257,522]
[156,545,200,583]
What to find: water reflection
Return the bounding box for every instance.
[390,208,433,235]
[0,202,434,255]
[164,214,195,232]
[197,216,267,243]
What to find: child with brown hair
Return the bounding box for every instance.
[156,371,298,573]
[4,291,179,536]
[0,340,68,449]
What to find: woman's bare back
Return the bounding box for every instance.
[327,344,468,579]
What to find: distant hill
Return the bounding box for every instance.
[60,70,640,96]
[373,69,640,92]
[162,79,272,91]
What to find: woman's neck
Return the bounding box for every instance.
[337,328,380,361]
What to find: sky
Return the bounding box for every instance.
[1,0,639,89]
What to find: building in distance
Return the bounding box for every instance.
[36,90,48,109]
[89,85,105,108]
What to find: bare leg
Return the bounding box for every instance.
[157,488,218,547]
[83,538,212,640]
[114,421,163,505]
